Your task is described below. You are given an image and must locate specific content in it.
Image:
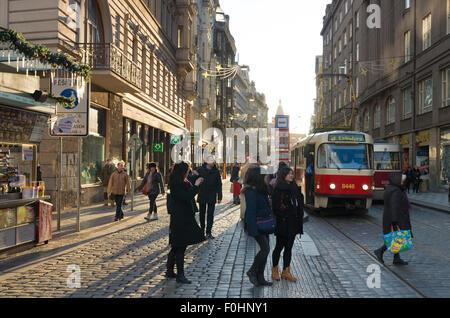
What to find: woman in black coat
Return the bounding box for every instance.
[271,167,304,282]
[374,173,412,265]
[167,162,205,284]
[136,162,165,221]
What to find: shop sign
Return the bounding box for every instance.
[0,105,48,144]
[399,134,410,147]
[153,143,163,153]
[50,78,89,136]
[415,130,430,146]
[22,145,34,161]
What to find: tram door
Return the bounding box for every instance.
[304,144,315,205]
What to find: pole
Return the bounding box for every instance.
[77,137,81,232]
[131,144,135,212]
[58,137,62,231]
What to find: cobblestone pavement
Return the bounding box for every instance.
[406,192,449,213]
[0,187,422,298]
[322,204,450,298]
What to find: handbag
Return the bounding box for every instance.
[166,192,174,215]
[256,212,276,234]
[142,183,148,196]
[383,226,412,254]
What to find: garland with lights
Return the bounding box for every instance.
[0,28,91,80]
[50,95,76,108]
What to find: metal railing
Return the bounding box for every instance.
[79,43,142,89]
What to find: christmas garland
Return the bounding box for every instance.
[50,94,76,108]
[0,28,91,80]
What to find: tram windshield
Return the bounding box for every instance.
[374,152,401,171]
[317,144,372,170]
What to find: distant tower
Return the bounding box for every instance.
[276,99,284,116]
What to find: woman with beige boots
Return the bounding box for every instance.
[270,167,304,282]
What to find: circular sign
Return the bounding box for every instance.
[60,89,79,110]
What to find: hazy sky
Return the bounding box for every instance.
[220,0,331,134]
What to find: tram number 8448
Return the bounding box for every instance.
[342,184,356,190]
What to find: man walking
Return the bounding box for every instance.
[100,159,116,206]
[107,161,131,221]
[195,156,223,239]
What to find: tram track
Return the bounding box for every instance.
[306,208,428,298]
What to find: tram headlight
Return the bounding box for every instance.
[362,184,369,191]
[329,183,336,190]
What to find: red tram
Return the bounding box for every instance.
[291,131,374,212]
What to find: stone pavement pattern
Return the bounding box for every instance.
[406,192,449,213]
[0,187,421,298]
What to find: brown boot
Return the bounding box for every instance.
[281,267,297,282]
[271,266,280,281]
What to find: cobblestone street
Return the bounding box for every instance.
[0,187,433,298]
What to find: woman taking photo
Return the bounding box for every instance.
[271,167,304,282]
[242,167,274,287]
[167,162,205,284]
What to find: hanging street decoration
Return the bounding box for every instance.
[357,56,405,76]
[200,63,241,80]
[0,28,91,81]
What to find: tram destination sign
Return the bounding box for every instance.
[328,134,366,143]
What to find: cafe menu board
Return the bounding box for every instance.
[0,106,48,144]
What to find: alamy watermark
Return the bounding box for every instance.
[366,264,381,289]
[171,121,281,174]
[67,264,81,289]
[367,4,381,29]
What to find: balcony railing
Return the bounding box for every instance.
[79,43,142,90]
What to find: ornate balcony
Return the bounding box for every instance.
[79,43,142,93]
[176,48,195,77]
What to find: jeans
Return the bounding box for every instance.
[249,234,270,274]
[199,203,216,235]
[114,195,124,219]
[272,235,296,269]
[148,194,158,214]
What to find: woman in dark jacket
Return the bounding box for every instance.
[195,156,223,239]
[374,173,412,265]
[271,167,304,282]
[167,162,205,284]
[136,162,165,221]
[243,167,274,287]
[230,163,241,204]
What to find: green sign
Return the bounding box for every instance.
[153,143,163,153]
[170,134,180,145]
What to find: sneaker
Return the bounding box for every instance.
[144,215,151,221]
[152,214,159,220]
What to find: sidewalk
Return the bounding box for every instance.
[407,191,450,213]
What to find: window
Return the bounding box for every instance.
[349,22,353,38]
[373,105,381,128]
[404,31,411,63]
[419,78,433,113]
[447,0,450,34]
[177,26,183,48]
[339,38,342,53]
[115,15,121,48]
[82,107,106,185]
[442,68,450,107]
[344,31,347,46]
[363,110,370,131]
[403,87,413,119]
[355,76,359,97]
[340,11,343,24]
[387,97,396,124]
[356,43,360,61]
[317,144,371,170]
[334,45,337,59]
[87,0,104,43]
[405,0,411,9]
[423,14,432,50]
[334,96,337,113]
[356,10,360,29]
[345,0,349,14]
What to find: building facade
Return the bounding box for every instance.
[1,0,197,208]
[320,0,450,191]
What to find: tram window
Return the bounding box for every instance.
[318,144,370,170]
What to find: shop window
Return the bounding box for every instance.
[81,107,106,185]
[440,127,450,188]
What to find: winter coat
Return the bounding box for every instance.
[230,165,240,182]
[107,170,131,195]
[382,173,412,235]
[239,163,258,185]
[137,171,165,196]
[169,181,206,247]
[244,188,273,237]
[195,164,223,204]
[271,182,304,237]
[100,164,116,187]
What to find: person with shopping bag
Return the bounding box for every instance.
[136,162,166,221]
[374,173,412,265]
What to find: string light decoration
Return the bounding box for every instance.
[200,63,242,80]
[357,56,406,76]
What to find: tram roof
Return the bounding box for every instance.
[292,130,373,149]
